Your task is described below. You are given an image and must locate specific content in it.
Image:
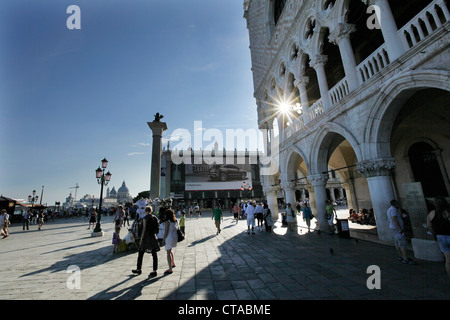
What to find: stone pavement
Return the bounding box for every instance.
[0,210,448,301]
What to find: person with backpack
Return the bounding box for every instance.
[132,206,160,278]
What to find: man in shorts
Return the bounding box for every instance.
[212,205,223,235]
[325,200,336,235]
[246,201,256,235]
[387,199,416,265]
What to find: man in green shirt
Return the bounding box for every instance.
[212,205,223,235]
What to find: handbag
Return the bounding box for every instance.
[177,229,185,242]
[176,221,185,242]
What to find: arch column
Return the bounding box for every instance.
[310,55,330,111]
[307,173,329,232]
[264,186,279,220]
[329,187,336,203]
[341,169,359,212]
[329,23,359,89]
[259,121,270,158]
[281,182,296,206]
[357,158,396,241]
[294,76,312,125]
[363,0,406,61]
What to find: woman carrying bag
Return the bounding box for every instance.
[132,206,160,278]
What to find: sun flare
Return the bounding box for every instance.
[278,102,291,114]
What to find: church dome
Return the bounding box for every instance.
[118,181,129,194]
[109,187,117,197]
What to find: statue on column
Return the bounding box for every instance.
[153,113,164,122]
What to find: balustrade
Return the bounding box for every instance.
[356,45,390,83]
[279,0,449,127]
[399,0,449,49]
[329,78,350,105]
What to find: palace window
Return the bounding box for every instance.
[274,0,287,25]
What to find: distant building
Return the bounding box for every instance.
[116,181,133,203]
[63,180,133,209]
[160,145,265,209]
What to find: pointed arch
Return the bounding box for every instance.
[309,121,363,174]
[364,69,450,160]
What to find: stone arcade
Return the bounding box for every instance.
[243,0,450,254]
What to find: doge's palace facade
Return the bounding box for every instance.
[244,0,450,241]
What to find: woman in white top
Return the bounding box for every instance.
[286,203,296,231]
[163,209,177,274]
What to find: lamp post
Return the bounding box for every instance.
[28,190,38,208]
[92,158,112,237]
[241,182,253,201]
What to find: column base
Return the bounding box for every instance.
[411,238,444,262]
[91,231,104,237]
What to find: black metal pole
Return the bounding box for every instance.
[93,173,104,233]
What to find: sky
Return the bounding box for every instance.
[0,0,259,205]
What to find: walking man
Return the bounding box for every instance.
[23,210,30,231]
[246,201,256,235]
[212,204,223,235]
[387,199,416,265]
[255,202,264,231]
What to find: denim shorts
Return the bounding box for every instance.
[390,229,408,247]
[436,235,450,253]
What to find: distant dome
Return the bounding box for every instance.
[118,181,129,194]
[109,187,117,197]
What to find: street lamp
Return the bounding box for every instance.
[240,182,252,191]
[92,158,112,236]
[240,182,253,201]
[28,190,38,208]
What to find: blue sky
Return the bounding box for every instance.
[0,0,258,205]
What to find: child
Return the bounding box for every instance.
[112,226,121,254]
[179,211,186,235]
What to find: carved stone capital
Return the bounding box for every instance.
[280,181,296,190]
[328,23,356,45]
[263,185,279,195]
[307,174,329,187]
[309,55,328,69]
[294,76,309,88]
[357,159,396,177]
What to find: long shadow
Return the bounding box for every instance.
[9,224,85,236]
[0,237,109,255]
[20,244,135,278]
[87,275,162,300]
[41,241,99,255]
[156,213,450,301]
[187,235,216,247]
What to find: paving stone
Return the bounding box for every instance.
[1,212,448,302]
